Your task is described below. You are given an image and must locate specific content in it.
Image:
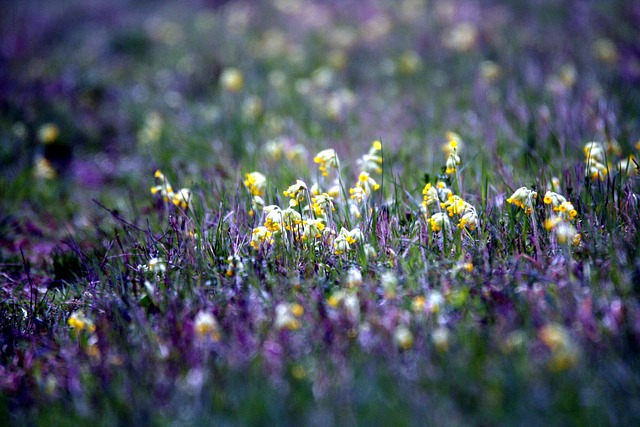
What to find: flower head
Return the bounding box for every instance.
[506,187,537,214]
[314,149,339,177]
[220,68,244,92]
[244,172,267,197]
[194,311,221,341]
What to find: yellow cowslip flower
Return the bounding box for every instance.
[506,187,537,214]
[544,216,562,231]
[311,193,334,217]
[38,123,60,144]
[555,222,577,245]
[349,186,367,203]
[584,142,606,164]
[445,152,461,175]
[444,22,478,52]
[314,149,339,177]
[249,195,265,217]
[412,295,426,313]
[586,158,608,180]
[543,191,567,209]
[397,50,422,75]
[432,326,450,352]
[283,180,307,207]
[33,156,57,180]
[68,311,96,333]
[282,208,303,232]
[244,171,267,197]
[171,188,192,210]
[274,303,303,331]
[151,170,174,201]
[617,156,639,176]
[539,323,579,371]
[327,290,345,308]
[350,172,380,202]
[358,140,383,174]
[544,191,577,221]
[334,227,362,255]
[345,267,363,288]
[422,183,439,209]
[593,38,619,64]
[225,255,244,277]
[302,218,325,240]
[394,325,414,350]
[428,212,450,232]
[458,209,478,230]
[194,311,221,341]
[426,291,445,314]
[357,171,380,193]
[262,139,284,162]
[250,226,272,249]
[480,60,501,82]
[220,67,244,92]
[263,206,283,233]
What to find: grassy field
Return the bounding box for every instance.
[2,0,640,425]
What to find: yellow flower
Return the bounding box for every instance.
[311,193,334,217]
[314,149,339,176]
[358,140,383,174]
[302,218,325,240]
[68,311,96,333]
[350,172,380,202]
[428,212,450,232]
[33,156,57,180]
[275,303,303,330]
[263,206,283,233]
[151,170,174,201]
[37,123,60,144]
[432,326,450,352]
[539,324,579,371]
[250,226,272,249]
[334,227,362,255]
[282,208,303,231]
[283,179,308,207]
[194,311,221,341]
[171,188,192,209]
[506,187,537,214]
[220,68,244,92]
[394,325,414,350]
[244,171,267,197]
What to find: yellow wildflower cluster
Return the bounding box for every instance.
[334,227,363,255]
[584,142,608,180]
[543,191,579,245]
[250,226,273,249]
[194,310,221,342]
[441,195,478,230]
[506,186,537,215]
[283,179,308,207]
[244,171,267,197]
[150,170,192,209]
[314,148,339,177]
[357,139,383,174]
[219,67,244,92]
[539,323,579,371]
[274,302,304,331]
[349,141,383,203]
[444,132,462,175]
[68,310,96,333]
